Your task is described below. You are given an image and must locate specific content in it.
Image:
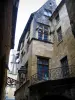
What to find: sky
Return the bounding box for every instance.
[14,0,61,50]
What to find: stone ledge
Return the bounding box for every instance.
[30,38,54,44]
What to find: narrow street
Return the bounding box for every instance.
[1,0,75,100]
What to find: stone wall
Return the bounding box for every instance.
[31,40,53,76]
[15,81,29,100]
[0,1,13,99]
[51,4,75,78]
[65,0,75,38]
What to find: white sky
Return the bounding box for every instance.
[14,0,61,50]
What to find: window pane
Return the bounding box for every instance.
[38,64,42,80]
[38,29,43,33]
[44,33,48,41]
[55,14,60,23]
[38,32,42,40]
[37,57,49,80]
[57,27,62,42]
[43,65,49,77]
[38,29,43,40]
[43,59,48,65]
[37,58,42,64]
[44,10,52,17]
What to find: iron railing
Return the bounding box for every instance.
[31,65,75,85]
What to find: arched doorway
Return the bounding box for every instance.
[40,95,72,100]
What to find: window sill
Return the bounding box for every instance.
[31,38,54,44]
[57,40,63,46]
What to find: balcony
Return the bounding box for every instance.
[31,65,75,85]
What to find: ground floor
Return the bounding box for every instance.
[15,77,75,100]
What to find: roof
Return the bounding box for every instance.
[50,0,65,20]
[17,13,35,51]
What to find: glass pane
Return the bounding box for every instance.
[58,33,62,42]
[57,27,62,42]
[55,14,60,23]
[44,33,48,41]
[42,65,49,80]
[44,10,52,17]
[38,32,42,40]
[37,59,42,64]
[38,65,42,80]
[37,57,49,80]
[38,29,43,33]
[38,29,43,40]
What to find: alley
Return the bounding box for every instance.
[1,0,75,100]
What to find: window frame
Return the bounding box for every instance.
[38,24,49,41]
[44,9,52,17]
[38,29,43,40]
[57,27,63,42]
[44,32,48,41]
[37,57,49,80]
[55,13,60,23]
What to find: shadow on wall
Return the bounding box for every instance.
[40,95,72,100]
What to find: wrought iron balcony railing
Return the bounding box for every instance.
[31,65,75,85]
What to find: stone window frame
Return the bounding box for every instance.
[55,13,60,23]
[37,56,49,80]
[44,9,52,17]
[38,24,49,41]
[57,26,63,42]
[38,29,43,40]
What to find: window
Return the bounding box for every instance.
[21,51,23,57]
[44,9,52,17]
[38,24,48,41]
[71,24,75,38]
[21,50,25,57]
[44,26,48,41]
[55,14,60,23]
[37,57,49,80]
[44,33,48,41]
[57,27,62,42]
[49,3,52,6]
[60,56,69,78]
[38,29,43,40]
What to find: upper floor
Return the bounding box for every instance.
[16,0,75,87]
[17,0,57,68]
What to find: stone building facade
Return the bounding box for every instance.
[0,0,19,100]
[15,0,75,100]
[50,0,75,78]
[65,0,75,38]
